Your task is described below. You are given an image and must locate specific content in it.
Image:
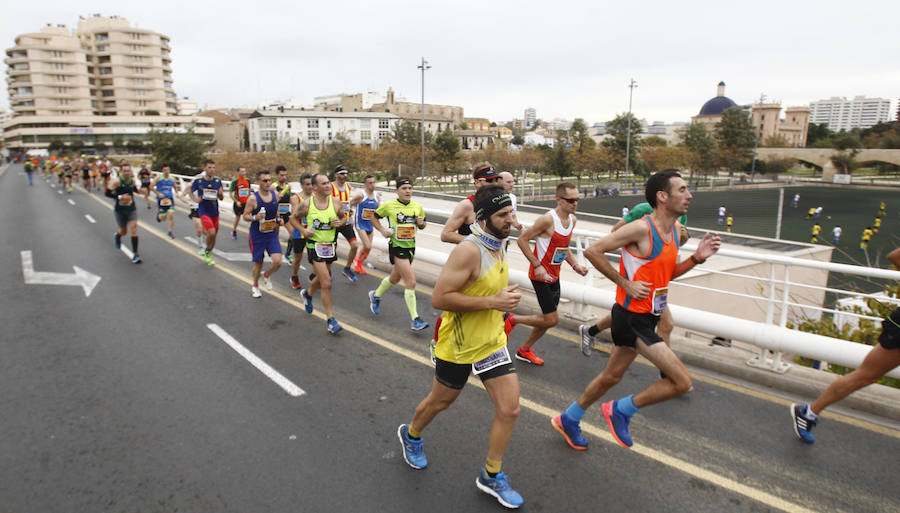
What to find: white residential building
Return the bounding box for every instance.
[524,107,536,127]
[176,97,198,116]
[809,96,892,132]
[247,109,401,151]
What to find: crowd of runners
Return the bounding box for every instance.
[22,156,900,510]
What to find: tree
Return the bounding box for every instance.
[569,118,594,154]
[602,112,643,176]
[432,128,460,174]
[806,122,832,147]
[642,135,668,147]
[126,139,145,154]
[714,107,755,174]
[48,140,66,154]
[546,141,574,179]
[830,149,860,174]
[242,126,250,152]
[112,136,126,152]
[69,140,86,154]
[641,145,687,173]
[390,119,433,147]
[147,129,208,173]
[679,121,716,178]
[144,110,160,116]
[316,134,358,175]
[763,134,790,147]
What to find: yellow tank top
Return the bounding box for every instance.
[434,237,509,364]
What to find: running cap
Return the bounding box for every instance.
[334,165,349,174]
[473,164,499,180]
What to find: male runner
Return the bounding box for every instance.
[440,163,501,243]
[397,184,525,509]
[243,170,284,298]
[579,200,689,358]
[288,173,314,289]
[105,162,142,263]
[274,165,293,259]
[499,171,524,232]
[368,176,429,331]
[349,174,381,274]
[190,159,224,265]
[551,170,720,450]
[151,164,178,238]
[138,164,152,209]
[791,247,900,443]
[24,159,34,186]
[331,165,360,281]
[179,179,205,252]
[63,164,73,192]
[230,166,251,240]
[514,182,588,365]
[295,173,347,334]
[81,160,91,191]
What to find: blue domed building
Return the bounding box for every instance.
[691,81,740,131]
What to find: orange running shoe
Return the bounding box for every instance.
[353,259,367,275]
[515,346,544,366]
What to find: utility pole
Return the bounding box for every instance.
[417,57,431,185]
[750,93,765,183]
[624,79,637,178]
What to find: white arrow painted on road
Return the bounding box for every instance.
[20,250,101,297]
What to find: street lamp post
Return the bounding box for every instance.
[749,93,765,183]
[417,57,431,185]
[624,78,637,179]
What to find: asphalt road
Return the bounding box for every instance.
[2,163,898,513]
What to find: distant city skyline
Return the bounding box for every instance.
[3,1,899,125]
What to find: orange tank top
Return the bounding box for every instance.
[616,216,680,315]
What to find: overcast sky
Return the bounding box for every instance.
[4,1,899,125]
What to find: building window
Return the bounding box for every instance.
[308,119,319,129]
[360,130,371,140]
[379,119,390,129]
[378,130,389,139]
[260,118,276,129]
[286,120,291,129]
[327,120,332,129]
[308,130,319,140]
[327,132,332,140]
[360,119,371,129]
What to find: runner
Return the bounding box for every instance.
[243,170,284,298]
[330,165,360,282]
[513,182,588,365]
[138,164,153,209]
[551,170,720,450]
[151,164,178,239]
[81,159,91,191]
[349,174,381,274]
[63,164,73,193]
[190,159,224,265]
[287,173,314,289]
[367,176,429,331]
[99,158,111,190]
[579,200,690,362]
[295,173,347,334]
[274,165,293,260]
[791,247,900,443]
[397,184,525,509]
[24,159,34,186]
[178,178,205,252]
[441,163,501,243]
[499,171,524,233]
[105,162,142,263]
[229,166,251,240]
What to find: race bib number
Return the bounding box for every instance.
[361,208,375,220]
[259,218,276,233]
[551,247,569,265]
[202,188,218,201]
[238,189,250,198]
[118,194,132,206]
[472,347,512,375]
[651,287,668,315]
[159,198,173,207]
[278,203,291,215]
[395,224,416,241]
[315,242,335,258]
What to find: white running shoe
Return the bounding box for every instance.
[251,286,262,298]
[263,275,272,290]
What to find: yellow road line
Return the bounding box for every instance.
[80,185,831,513]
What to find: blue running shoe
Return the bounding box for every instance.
[602,400,633,448]
[326,317,342,334]
[397,424,427,469]
[341,266,358,282]
[114,233,121,249]
[411,317,429,332]
[551,414,588,450]
[132,254,142,264]
[791,403,816,443]
[476,468,524,509]
[300,289,313,314]
[368,290,380,315]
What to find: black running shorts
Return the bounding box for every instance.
[337,224,357,243]
[434,356,516,390]
[879,308,900,350]
[611,303,663,348]
[531,279,561,314]
[389,244,415,264]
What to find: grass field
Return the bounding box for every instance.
[534,185,900,293]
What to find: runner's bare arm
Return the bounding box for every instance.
[432,242,520,312]
[242,195,258,223]
[673,233,721,278]
[441,200,473,244]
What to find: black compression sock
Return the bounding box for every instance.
[588,325,601,337]
[131,236,138,253]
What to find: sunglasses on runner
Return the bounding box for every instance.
[558,196,579,204]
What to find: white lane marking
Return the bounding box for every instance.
[206,323,305,397]
[120,244,134,259]
[57,190,63,195]
[20,250,101,297]
[51,184,56,188]
[85,214,96,224]
[67,199,76,206]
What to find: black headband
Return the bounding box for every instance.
[396,178,412,188]
[475,191,512,220]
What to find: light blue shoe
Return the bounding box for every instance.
[476,468,523,509]
[300,289,313,314]
[397,424,427,469]
[326,317,342,334]
[411,317,429,332]
[368,290,380,315]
